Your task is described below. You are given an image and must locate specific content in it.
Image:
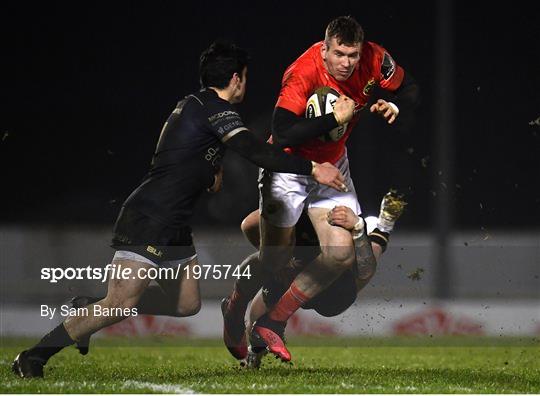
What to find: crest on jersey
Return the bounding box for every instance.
[362,78,376,96]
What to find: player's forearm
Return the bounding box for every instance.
[272,107,339,146]
[225,131,312,175]
[352,231,377,283]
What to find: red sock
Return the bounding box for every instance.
[268,282,310,322]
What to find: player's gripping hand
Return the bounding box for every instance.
[207,165,223,193]
[327,205,359,230]
[333,95,355,125]
[312,162,348,192]
[370,99,399,124]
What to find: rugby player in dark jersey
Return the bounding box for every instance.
[12,40,348,379]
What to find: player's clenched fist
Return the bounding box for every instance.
[333,95,355,125]
[370,99,399,124]
[327,205,359,230]
[311,162,348,192]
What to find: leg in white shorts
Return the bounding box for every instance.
[258,153,359,294]
[259,153,361,227]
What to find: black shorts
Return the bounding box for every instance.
[263,269,357,318]
[111,206,196,265]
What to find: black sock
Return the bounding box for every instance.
[369,228,390,252]
[27,323,75,362]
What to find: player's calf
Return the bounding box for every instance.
[69,295,101,355]
[221,295,248,360]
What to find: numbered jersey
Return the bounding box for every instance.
[275,41,404,164]
[124,89,247,227]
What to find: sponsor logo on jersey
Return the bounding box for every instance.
[221,120,244,134]
[362,78,376,96]
[381,52,396,80]
[208,110,239,123]
[146,245,163,257]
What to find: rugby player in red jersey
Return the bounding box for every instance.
[222,16,419,362]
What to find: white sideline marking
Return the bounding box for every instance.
[123,380,196,394]
[448,385,474,392]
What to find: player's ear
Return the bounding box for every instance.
[321,43,327,60]
[229,73,239,88]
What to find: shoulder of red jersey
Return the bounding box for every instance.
[363,41,404,91]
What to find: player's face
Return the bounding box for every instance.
[321,38,362,81]
[231,67,248,104]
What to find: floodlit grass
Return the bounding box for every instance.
[1,337,539,393]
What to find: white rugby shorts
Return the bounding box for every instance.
[259,153,361,227]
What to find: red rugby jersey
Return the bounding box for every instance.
[275,41,404,164]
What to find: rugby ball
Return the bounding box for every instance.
[305,86,348,142]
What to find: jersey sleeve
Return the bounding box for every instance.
[371,42,405,92]
[275,64,314,116]
[205,100,248,142]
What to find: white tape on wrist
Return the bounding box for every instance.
[352,218,365,240]
[387,101,399,115]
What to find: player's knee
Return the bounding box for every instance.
[175,299,201,317]
[324,247,355,271]
[241,222,260,249]
[101,295,139,312]
[241,211,260,248]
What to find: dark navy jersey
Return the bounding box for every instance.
[123,89,247,227]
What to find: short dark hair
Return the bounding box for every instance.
[199,40,250,89]
[325,16,364,46]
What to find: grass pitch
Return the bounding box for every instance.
[1,337,539,393]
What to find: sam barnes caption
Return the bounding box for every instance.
[41,304,138,319]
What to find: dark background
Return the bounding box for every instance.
[2,1,539,230]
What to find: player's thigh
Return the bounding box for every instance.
[259,215,296,268]
[258,168,309,228]
[260,215,295,246]
[307,207,354,264]
[307,207,353,247]
[157,256,200,306]
[305,156,359,249]
[106,258,153,305]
